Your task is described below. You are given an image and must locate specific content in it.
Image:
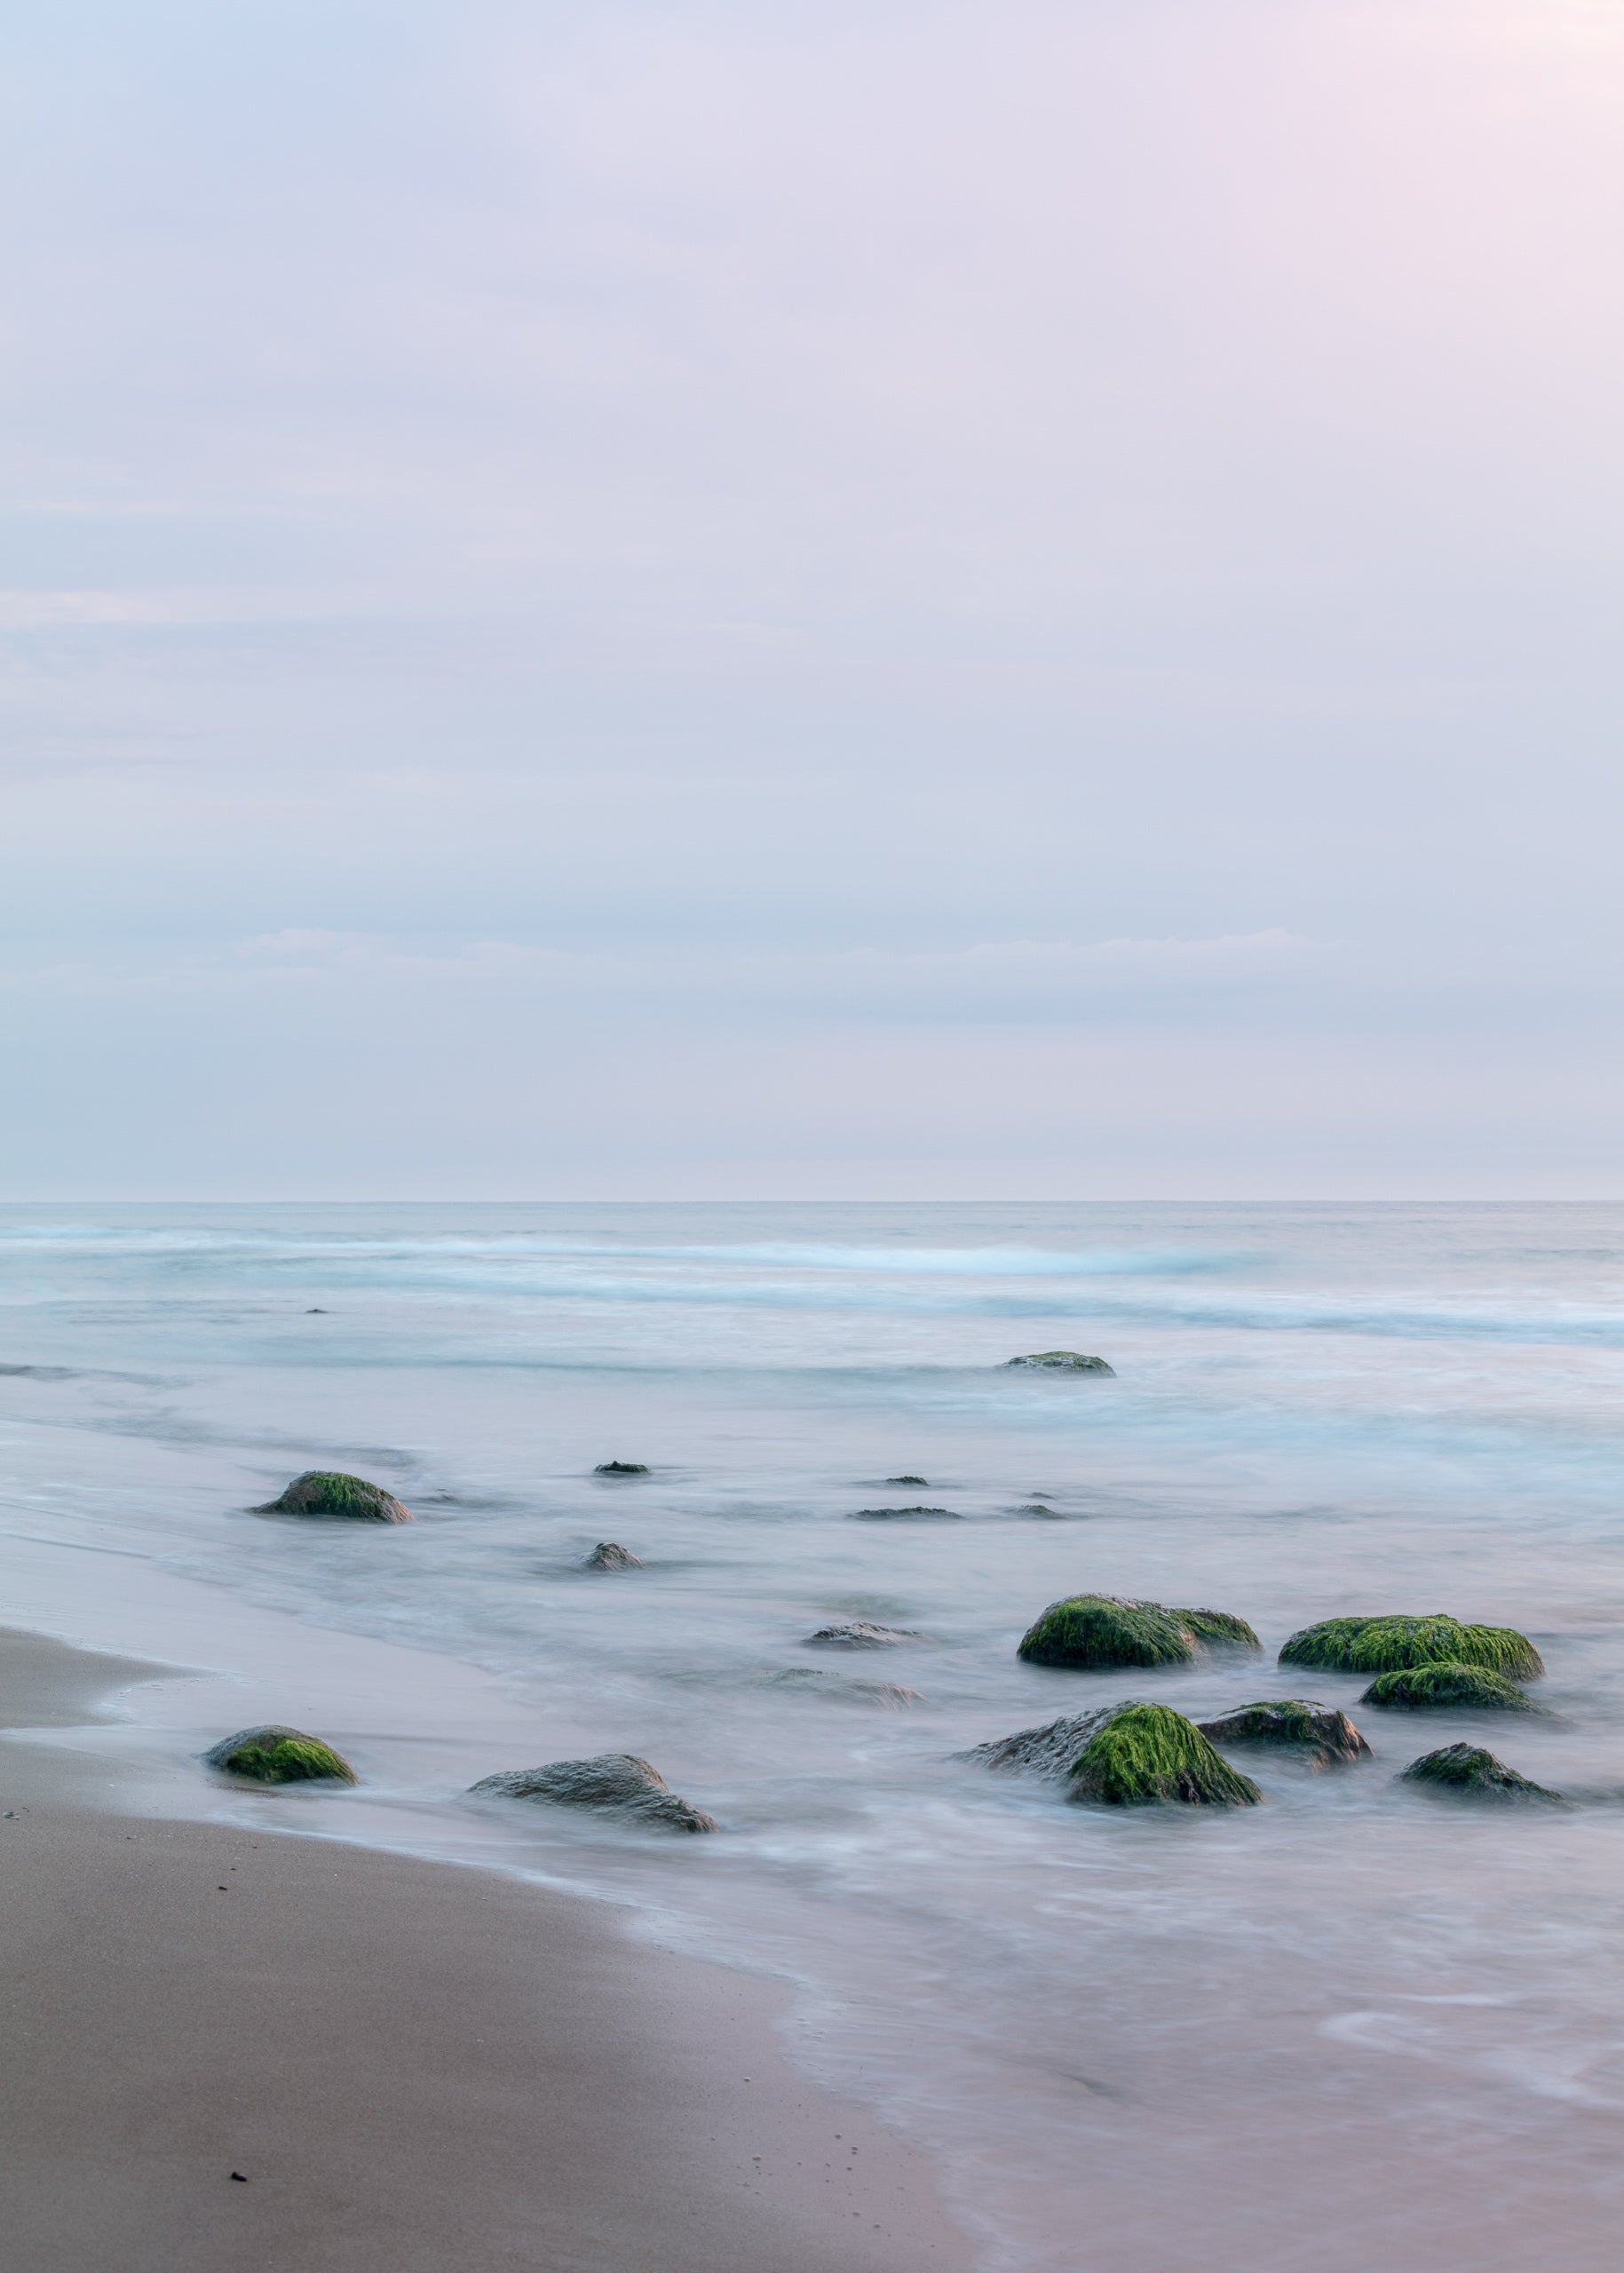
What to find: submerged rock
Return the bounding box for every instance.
[1279,1614,1543,1681]
[849,1505,962,1521]
[584,1540,644,1570]
[471,1753,716,1832]
[1003,1351,1115,1374]
[1401,1743,1562,1802]
[1197,1699,1373,1768]
[886,1474,929,1485]
[963,1702,1259,1806]
[252,1470,411,1523]
[207,1726,357,1784]
[1017,1594,1260,1668]
[594,1461,649,1475]
[804,1620,920,1647]
[1359,1661,1535,1712]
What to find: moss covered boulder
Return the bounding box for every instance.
[207,1725,357,1784]
[1003,1351,1115,1374]
[1197,1699,1372,1767]
[963,1701,1260,1805]
[584,1540,644,1570]
[1279,1614,1541,1680]
[1017,1594,1260,1668]
[253,1470,411,1524]
[471,1753,716,1832]
[1401,1743,1562,1802]
[1359,1661,1535,1712]
[1069,1704,1261,1807]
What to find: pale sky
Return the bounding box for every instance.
[2,0,1620,1198]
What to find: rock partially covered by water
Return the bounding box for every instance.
[1359,1662,1535,1712]
[207,1726,357,1784]
[584,1540,644,1570]
[963,1702,1260,1807]
[253,1471,411,1523]
[594,1461,649,1475]
[805,1620,920,1647]
[849,1505,962,1522]
[471,1753,716,1832]
[1402,1743,1562,1802]
[886,1474,929,1485]
[1279,1614,1543,1681]
[1197,1699,1373,1767]
[1003,1351,1115,1374]
[1017,1594,1260,1668]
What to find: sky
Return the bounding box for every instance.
[1,0,1620,1199]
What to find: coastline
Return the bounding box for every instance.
[0,1627,976,2273]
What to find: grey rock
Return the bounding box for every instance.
[1198,1699,1373,1768]
[1003,1351,1115,1374]
[804,1620,921,1648]
[849,1505,961,1521]
[886,1475,929,1485]
[595,1461,649,1475]
[584,1540,644,1570]
[958,1706,1130,1778]
[471,1752,717,1832]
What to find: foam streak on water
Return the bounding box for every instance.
[4,1200,1624,2270]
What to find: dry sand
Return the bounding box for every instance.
[0,1628,975,2273]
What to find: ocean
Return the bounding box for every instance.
[4,1200,1624,2269]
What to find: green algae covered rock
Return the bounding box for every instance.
[1401,1743,1562,1802]
[1068,1704,1262,1808]
[207,1725,357,1784]
[1359,1661,1535,1712]
[1003,1351,1115,1374]
[1279,1614,1541,1681]
[1197,1698,1372,1767]
[253,1470,412,1523]
[1018,1594,1260,1669]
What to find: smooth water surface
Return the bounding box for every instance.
[4,1201,1624,2269]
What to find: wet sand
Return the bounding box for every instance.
[0,1628,975,2273]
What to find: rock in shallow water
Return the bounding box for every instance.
[207,1726,357,1783]
[848,1505,961,1522]
[1402,1743,1562,1802]
[1279,1613,1543,1680]
[963,1701,1260,1807]
[594,1461,649,1475]
[804,1620,921,1647]
[471,1753,717,1832]
[1017,1594,1260,1668]
[1002,1350,1115,1374]
[1359,1661,1535,1712]
[584,1540,644,1570]
[252,1470,411,1523]
[1197,1699,1373,1767]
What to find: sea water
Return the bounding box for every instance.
[4,1200,1624,2269]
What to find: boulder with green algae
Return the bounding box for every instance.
[1359,1661,1536,1712]
[471,1753,717,1832]
[1279,1614,1542,1680]
[1402,1744,1562,1802]
[962,1701,1261,1806]
[253,1470,411,1524]
[1197,1699,1372,1767]
[207,1726,357,1784]
[1017,1594,1260,1668]
[1003,1351,1115,1374]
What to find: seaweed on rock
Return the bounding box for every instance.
[207,1725,357,1784]
[1359,1661,1535,1712]
[1067,1705,1262,1808]
[1279,1614,1542,1681]
[1402,1744,1562,1802]
[1017,1594,1260,1669]
[252,1470,411,1524]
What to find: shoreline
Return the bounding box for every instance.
[0,1626,977,2272]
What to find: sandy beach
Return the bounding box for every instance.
[0,1628,975,2273]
